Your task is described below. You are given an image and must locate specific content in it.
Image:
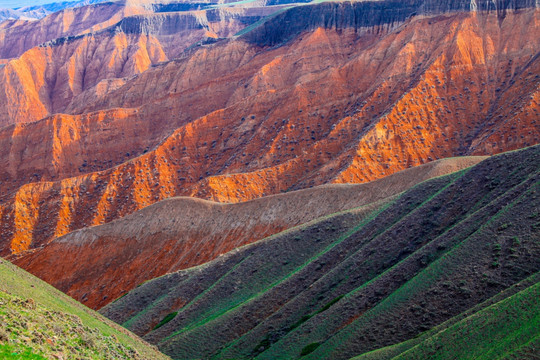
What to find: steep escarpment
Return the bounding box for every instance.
[0,1,144,60]
[101,145,540,360]
[12,156,483,309]
[111,6,278,60]
[0,2,537,356]
[241,0,539,46]
[1,8,538,260]
[116,8,270,37]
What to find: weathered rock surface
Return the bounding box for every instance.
[0,1,538,313]
[1,7,539,260]
[0,4,277,126]
[0,1,145,60]
[13,156,484,309]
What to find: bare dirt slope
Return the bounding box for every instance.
[12,156,484,309]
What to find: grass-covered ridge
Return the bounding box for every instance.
[354,273,540,360]
[0,291,142,359]
[103,145,540,360]
[0,258,169,360]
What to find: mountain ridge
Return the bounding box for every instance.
[12,155,484,309]
[101,144,540,359]
[0,6,538,264]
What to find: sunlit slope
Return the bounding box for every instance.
[1,5,538,260]
[0,258,169,359]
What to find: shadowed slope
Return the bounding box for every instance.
[352,274,540,360]
[101,145,540,359]
[11,156,484,309]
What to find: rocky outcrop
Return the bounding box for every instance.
[116,8,272,36]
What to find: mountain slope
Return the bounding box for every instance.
[0,2,279,127]
[101,145,540,359]
[11,156,484,309]
[0,257,169,359]
[353,274,539,360]
[0,1,145,61]
[1,4,538,258]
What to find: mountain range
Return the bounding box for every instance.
[0,0,538,358]
[0,0,107,21]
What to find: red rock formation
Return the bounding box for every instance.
[12,156,484,309]
[0,32,167,127]
[0,4,281,126]
[1,9,539,259]
[0,1,147,60]
[0,1,538,313]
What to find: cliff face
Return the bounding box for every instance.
[242,0,540,46]
[0,2,144,60]
[0,8,539,261]
[0,0,114,22]
[117,9,265,35]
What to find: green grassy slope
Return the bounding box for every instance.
[395,280,539,360]
[103,145,540,360]
[354,273,540,360]
[0,258,169,359]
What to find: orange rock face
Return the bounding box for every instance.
[12,156,485,309]
[0,3,281,126]
[1,9,539,248]
[0,2,146,60]
[0,33,168,127]
[0,4,539,308]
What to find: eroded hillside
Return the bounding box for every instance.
[0,1,538,357]
[13,156,483,308]
[101,144,540,359]
[1,2,538,259]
